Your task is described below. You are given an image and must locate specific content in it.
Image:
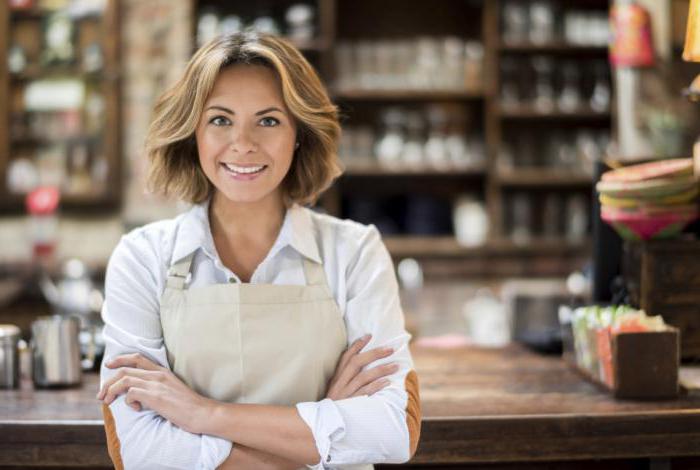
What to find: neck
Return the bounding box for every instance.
[209,191,286,243]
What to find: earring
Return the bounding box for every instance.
[295,142,300,149]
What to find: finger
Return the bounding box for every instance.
[338,334,372,372]
[124,393,142,412]
[354,378,391,397]
[106,353,163,371]
[346,362,399,396]
[354,346,394,368]
[336,346,394,389]
[97,367,160,400]
[103,376,150,405]
[125,387,151,411]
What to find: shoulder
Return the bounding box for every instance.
[108,212,189,277]
[303,208,390,281]
[306,208,383,256]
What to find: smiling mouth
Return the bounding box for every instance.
[220,163,268,175]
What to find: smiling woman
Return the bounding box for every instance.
[145,32,342,207]
[98,31,420,470]
[195,65,298,206]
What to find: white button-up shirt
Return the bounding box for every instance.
[101,200,416,469]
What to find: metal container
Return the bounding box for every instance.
[0,324,21,389]
[31,315,82,387]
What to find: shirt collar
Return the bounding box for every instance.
[171,198,217,265]
[171,199,322,265]
[287,204,322,264]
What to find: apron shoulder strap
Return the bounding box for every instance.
[166,252,196,290]
[302,257,328,287]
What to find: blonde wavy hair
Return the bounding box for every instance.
[145,31,343,206]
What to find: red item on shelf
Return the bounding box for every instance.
[25,187,61,260]
[26,187,60,215]
[609,4,655,67]
[9,0,35,11]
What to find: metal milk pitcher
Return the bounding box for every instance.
[31,315,82,387]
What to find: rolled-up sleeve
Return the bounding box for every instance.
[101,232,232,470]
[296,225,422,467]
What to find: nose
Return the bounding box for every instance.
[230,126,257,155]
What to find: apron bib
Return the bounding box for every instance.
[160,252,372,469]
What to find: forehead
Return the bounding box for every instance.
[205,64,285,106]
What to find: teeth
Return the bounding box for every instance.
[222,163,265,174]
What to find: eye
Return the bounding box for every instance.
[209,116,231,126]
[260,117,280,127]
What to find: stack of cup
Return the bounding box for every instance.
[596,158,699,240]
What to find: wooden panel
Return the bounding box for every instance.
[624,240,700,358]
[0,423,110,468]
[3,346,700,466]
[102,0,121,206]
[336,0,482,40]
[0,2,9,202]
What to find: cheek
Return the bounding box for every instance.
[196,132,227,163]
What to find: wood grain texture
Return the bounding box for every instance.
[3,345,700,466]
[410,344,700,464]
[0,1,9,204]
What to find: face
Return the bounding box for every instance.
[195,64,297,206]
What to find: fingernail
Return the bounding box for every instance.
[362,334,371,341]
[384,347,394,353]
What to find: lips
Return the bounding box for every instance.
[220,162,267,174]
[219,162,268,181]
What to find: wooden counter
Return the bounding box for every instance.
[3,344,700,468]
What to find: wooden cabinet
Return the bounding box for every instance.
[194,0,611,276]
[0,0,121,213]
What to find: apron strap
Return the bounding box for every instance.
[302,257,328,287]
[166,252,196,290]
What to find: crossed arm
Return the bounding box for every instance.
[98,334,397,468]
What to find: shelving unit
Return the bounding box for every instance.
[498,42,608,54]
[0,0,122,213]
[495,168,593,187]
[331,89,485,101]
[343,161,487,177]
[496,106,611,120]
[189,0,612,278]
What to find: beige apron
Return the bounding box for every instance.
[159,252,373,469]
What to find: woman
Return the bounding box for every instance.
[97,31,420,469]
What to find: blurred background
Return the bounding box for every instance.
[1,0,700,359]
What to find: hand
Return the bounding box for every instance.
[217,444,301,470]
[325,334,398,400]
[97,353,213,434]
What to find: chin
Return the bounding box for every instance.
[215,187,278,205]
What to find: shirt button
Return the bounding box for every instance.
[326,455,331,462]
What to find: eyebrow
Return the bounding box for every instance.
[205,105,284,115]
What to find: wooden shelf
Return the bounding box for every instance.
[287,37,331,52]
[9,8,102,21]
[497,105,611,120]
[1,0,122,216]
[332,89,484,101]
[342,160,487,177]
[0,191,119,213]
[10,69,106,82]
[383,235,591,258]
[498,41,609,54]
[12,135,99,146]
[496,168,593,187]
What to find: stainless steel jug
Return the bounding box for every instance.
[31,315,82,387]
[0,324,21,389]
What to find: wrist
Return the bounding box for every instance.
[193,396,222,435]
